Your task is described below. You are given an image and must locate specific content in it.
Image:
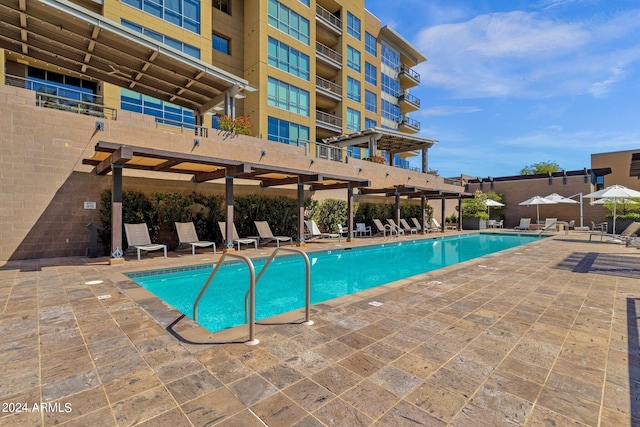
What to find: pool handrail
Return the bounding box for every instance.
[193,252,259,345]
[251,247,314,327]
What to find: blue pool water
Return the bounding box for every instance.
[127,233,541,333]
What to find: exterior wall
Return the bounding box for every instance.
[0,85,461,261]
[466,176,607,229]
[592,149,640,190]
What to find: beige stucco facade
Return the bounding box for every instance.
[591,149,640,190]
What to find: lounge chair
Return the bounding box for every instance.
[175,222,216,255]
[514,218,531,230]
[218,222,257,251]
[591,221,607,233]
[430,218,444,232]
[399,218,418,234]
[305,219,341,242]
[495,220,504,229]
[537,218,557,234]
[124,223,167,261]
[253,221,293,247]
[373,218,395,237]
[356,222,372,237]
[589,221,640,244]
[411,217,431,233]
[338,224,349,238]
[386,219,406,235]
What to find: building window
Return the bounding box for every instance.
[365,90,376,113]
[213,0,230,14]
[365,32,376,56]
[346,77,361,102]
[347,12,361,40]
[267,77,310,117]
[268,0,310,45]
[27,67,97,102]
[365,62,377,86]
[298,0,309,6]
[122,0,201,34]
[212,33,230,54]
[381,99,400,122]
[381,43,400,69]
[595,175,605,190]
[347,108,360,131]
[121,88,195,126]
[381,73,400,96]
[347,146,361,159]
[365,118,377,129]
[267,37,310,80]
[346,46,361,72]
[267,116,309,145]
[122,20,201,58]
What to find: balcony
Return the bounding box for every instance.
[398,91,420,113]
[316,76,342,109]
[398,115,420,134]
[316,42,342,71]
[399,64,420,88]
[316,110,342,136]
[316,4,342,36]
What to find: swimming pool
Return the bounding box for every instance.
[127,233,541,334]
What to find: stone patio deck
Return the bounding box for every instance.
[1,230,639,426]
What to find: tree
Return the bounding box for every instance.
[519,161,561,175]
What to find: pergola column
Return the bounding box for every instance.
[458,196,463,230]
[395,192,401,227]
[420,195,427,234]
[297,183,306,246]
[422,148,428,173]
[111,164,123,263]
[347,186,354,241]
[368,136,377,156]
[224,176,235,251]
[440,195,446,233]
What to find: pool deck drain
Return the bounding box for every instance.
[1,230,639,426]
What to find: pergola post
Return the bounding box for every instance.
[395,192,401,227]
[224,176,235,251]
[458,196,463,230]
[422,148,428,173]
[110,164,124,264]
[347,186,354,241]
[420,195,427,234]
[440,195,446,233]
[297,183,306,246]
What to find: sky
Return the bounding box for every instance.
[364,0,640,178]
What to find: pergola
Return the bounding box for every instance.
[323,127,438,173]
[83,142,370,259]
[359,185,473,232]
[0,0,255,119]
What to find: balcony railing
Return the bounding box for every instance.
[399,64,420,83]
[315,76,342,98]
[316,110,342,129]
[156,118,208,137]
[399,115,420,130]
[315,4,342,34]
[399,91,420,108]
[316,42,342,67]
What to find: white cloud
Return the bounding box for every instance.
[414,8,640,99]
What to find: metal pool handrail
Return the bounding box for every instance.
[193,252,259,345]
[250,247,314,327]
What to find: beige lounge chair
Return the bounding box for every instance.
[399,218,418,234]
[124,223,167,261]
[218,222,257,251]
[175,222,216,255]
[386,219,406,235]
[589,221,640,244]
[373,218,395,237]
[305,219,341,241]
[514,218,531,230]
[253,221,293,247]
[411,217,431,233]
[537,218,557,235]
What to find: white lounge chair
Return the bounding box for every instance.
[430,218,443,232]
[305,219,341,241]
[253,221,293,247]
[175,222,216,255]
[538,218,557,234]
[386,219,406,235]
[356,222,372,237]
[514,218,531,230]
[124,223,167,261]
[399,218,418,234]
[411,217,431,233]
[218,222,257,251]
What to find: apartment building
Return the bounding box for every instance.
[1,0,427,168]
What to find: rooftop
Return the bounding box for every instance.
[1,230,638,425]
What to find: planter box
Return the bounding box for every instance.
[462,218,486,230]
[607,218,637,234]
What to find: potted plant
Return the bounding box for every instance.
[461,190,503,230]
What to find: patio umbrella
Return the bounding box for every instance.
[584,185,640,236]
[544,193,579,204]
[485,199,504,217]
[519,196,557,225]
